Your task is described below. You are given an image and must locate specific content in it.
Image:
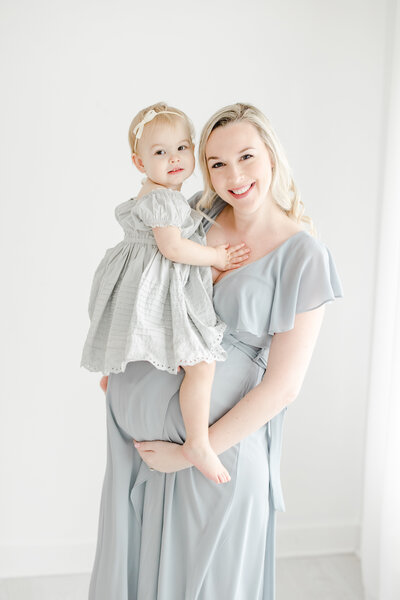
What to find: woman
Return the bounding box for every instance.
[89,103,343,599]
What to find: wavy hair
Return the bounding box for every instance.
[197,103,314,233]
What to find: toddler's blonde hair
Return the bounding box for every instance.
[128,102,195,155]
[197,103,314,234]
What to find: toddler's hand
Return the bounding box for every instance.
[213,242,250,271]
[100,375,108,394]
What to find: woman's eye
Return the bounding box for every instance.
[155,150,165,156]
[241,154,253,160]
[211,162,224,169]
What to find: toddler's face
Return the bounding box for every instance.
[134,120,195,191]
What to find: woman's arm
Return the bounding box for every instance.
[152,226,250,271]
[134,305,326,471]
[208,305,325,453]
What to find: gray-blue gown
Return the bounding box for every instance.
[88,194,343,600]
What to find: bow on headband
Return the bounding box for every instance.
[133,109,182,149]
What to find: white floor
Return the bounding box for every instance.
[0,554,365,600]
[276,554,365,600]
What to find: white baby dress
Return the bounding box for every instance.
[80,188,227,375]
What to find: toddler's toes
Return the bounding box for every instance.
[218,469,231,484]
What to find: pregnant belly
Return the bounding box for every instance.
[108,344,263,444]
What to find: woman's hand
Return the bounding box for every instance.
[133,439,192,473]
[213,242,250,271]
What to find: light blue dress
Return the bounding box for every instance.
[88,194,343,600]
[81,189,226,376]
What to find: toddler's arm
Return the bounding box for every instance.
[152,226,249,271]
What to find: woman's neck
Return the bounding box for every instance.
[226,199,294,239]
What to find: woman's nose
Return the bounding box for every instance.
[227,165,244,185]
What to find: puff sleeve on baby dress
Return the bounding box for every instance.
[133,188,191,229]
[81,189,226,376]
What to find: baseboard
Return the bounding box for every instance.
[0,542,95,578]
[1,524,360,578]
[276,523,360,558]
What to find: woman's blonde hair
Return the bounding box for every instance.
[128,102,195,155]
[197,103,314,233]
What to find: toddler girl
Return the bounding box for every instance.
[81,102,250,484]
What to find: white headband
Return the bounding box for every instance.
[133,109,183,150]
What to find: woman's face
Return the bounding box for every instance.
[205,121,274,215]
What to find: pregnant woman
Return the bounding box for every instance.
[88,103,343,600]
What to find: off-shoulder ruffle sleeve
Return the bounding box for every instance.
[132,189,191,229]
[268,237,343,335]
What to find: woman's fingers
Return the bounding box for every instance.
[133,440,157,470]
[133,440,154,452]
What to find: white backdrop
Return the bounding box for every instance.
[361,2,400,599]
[0,0,387,577]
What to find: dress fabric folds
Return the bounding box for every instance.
[88,194,343,600]
[81,189,226,376]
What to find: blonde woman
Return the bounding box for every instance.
[89,103,343,599]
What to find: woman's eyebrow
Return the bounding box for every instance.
[238,147,256,154]
[207,147,256,162]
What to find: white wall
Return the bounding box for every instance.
[0,0,387,576]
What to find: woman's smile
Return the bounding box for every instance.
[206,121,274,212]
[228,181,256,198]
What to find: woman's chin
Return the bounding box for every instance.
[222,195,260,213]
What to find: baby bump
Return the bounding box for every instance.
[108,360,183,441]
[109,346,262,443]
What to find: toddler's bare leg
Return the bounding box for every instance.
[100,376,109,394]
[180,362,231,484]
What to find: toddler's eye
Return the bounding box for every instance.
[155,149,166,156]
[178,145,188,151]
[241,154,253,160]
[211,162,224,169]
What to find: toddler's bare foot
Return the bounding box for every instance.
[182,440,231,484]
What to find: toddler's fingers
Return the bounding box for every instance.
[229,247,250,258]
[231,254,250,264]
[228,242,248,253]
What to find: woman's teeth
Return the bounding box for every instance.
[230,183,253,195]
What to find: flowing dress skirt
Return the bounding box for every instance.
[88,338,286,600]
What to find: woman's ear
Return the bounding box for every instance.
[132,153,146,173]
